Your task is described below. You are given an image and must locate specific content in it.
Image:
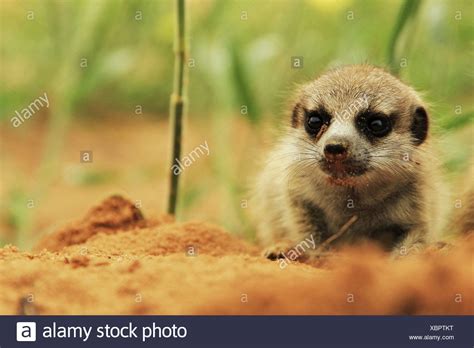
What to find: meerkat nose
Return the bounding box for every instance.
[324,142,349,161]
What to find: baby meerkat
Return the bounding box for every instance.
[254,65,444,258]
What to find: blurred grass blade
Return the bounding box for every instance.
[387,0,422,75]
[229,43,260,123]
[18,1,109,248]
[167,0,187,216]
[438,110,474,132]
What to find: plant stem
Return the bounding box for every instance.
[167,0,186,215]
[387,0,422,75]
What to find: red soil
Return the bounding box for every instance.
[0,196,472,315]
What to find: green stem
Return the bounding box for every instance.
[387,0,422,75]
[167,0,186,215]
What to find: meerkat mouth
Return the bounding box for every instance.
[320,159,368,182]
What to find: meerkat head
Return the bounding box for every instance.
[290,65,429,186]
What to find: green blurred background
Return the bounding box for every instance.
[1,0,473,248]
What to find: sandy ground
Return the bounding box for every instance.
[0,195,472,315]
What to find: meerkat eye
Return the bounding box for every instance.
[366,115,391,137]
[304,109,329,135]
[307,115,323,130]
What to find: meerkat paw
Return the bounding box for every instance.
[263,240,296,261]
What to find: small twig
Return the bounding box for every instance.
[315,124,328,142]
[314,215,358,255]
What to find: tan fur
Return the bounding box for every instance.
[254,65,445,258]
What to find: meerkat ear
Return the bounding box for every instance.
[291,102,302,128]
[410,106,429,145]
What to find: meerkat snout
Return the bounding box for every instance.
[323,139,349,161]
[319,125,368,179]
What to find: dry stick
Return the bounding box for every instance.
[313,215,359,256]
[167,0,186,215]
[315,124,328,142]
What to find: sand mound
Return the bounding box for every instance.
[0,196,472,315]
[34,195,172,252]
